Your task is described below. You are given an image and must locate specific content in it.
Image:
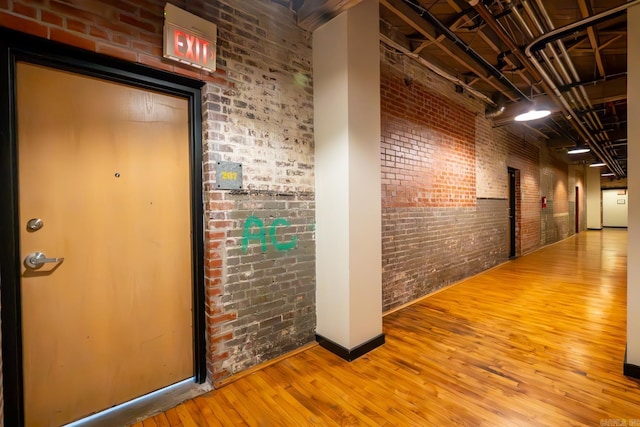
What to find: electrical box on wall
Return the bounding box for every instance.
[163,3,217,72]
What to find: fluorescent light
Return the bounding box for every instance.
[567,147,591,154]
[514,109,551,121]
[589,162,606,167]
[601,173,615,177]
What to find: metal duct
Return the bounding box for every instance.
[485,93,506,118]
[401,0,530,101]
[523,0,640,177]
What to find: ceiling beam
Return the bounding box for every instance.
[381,0,519,100]
[577,0,606,77]
[444,0,539,94]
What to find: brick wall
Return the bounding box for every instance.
[380,59,509,311]
[503,128,543,255]
[206,191,315,380]
[0,0,315,402]
[380,43,572,311]
[198,1,315,382]
[541,150,572,244]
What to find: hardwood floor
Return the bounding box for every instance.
[132,229,640,426]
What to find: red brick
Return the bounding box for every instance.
[111,33,131,46]
[211,313,237,324]
[0,12,48,37]
[88,25,109,40]
[202,74,231,87]
[118,12,157,33]
[173,64,203,80]
[140,7,162,23]
[49,27,96,51]
[66,18,86,34]
[12,2,38,19]
[96,41,137,62]
[100,0,138,14]
[41,10,63,26]
[131,40,151,54]
[50,0,97,23]
[137,52,174,72]
[138,31,162,45]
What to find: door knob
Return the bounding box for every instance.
[24,252,64,269]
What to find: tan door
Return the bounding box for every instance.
[17,62,194,427]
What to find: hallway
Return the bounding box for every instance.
[135,229,639,426]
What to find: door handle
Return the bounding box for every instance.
[24,252,64,269]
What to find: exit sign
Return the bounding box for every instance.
[163,3,217,72]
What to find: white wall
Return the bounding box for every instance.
[586,166,602,229]
[627,3,640,367]
[602,189,628,227]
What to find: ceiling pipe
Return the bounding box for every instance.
[469,0,630,177]
[558,72,627,92]
[379,34,496,106]
[523,0,640,177]
[466,1,572,128]
[527,1,640,53]
[517,1,602,138]
[401,0,530,101]
[529,0,616,145]
[509,5,585,115]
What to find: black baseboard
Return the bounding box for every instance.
[316,333,385,361]
[624,351,640,380]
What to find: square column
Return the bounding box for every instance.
[626,3,640,377]
[313,0,384,360]
[586,166,602,230]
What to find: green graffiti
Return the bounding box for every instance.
[242,216,267,253]
[242,216,299,253]
[269,217,298,251]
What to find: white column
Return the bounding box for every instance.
[313,0,383,358]
[586,166,602,230]
[627,3,640,370]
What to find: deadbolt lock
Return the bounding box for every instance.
[27,218,44,231]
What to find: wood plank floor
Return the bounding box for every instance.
[132,229,640,426]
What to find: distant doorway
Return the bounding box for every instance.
[508,167,517,258]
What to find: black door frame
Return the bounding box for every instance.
[508,167,517,258]
[0,28,206,425]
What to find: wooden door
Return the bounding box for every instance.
[17,62,194,426]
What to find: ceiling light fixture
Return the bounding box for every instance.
[514,109,551,122]
[601,173,615,177]
[567,147,591,154]
[589,162,606,167]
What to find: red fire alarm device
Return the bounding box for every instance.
[541,196,547,208]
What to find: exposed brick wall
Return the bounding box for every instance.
[476,114,508,199]
[1,0,315,400]
[0,0,232,83]
[206,191,315,381]
[198,1,314,383]
[382,200,507,310]
[541,151,571,244]
[380,61,506,311]
[380,43,565,311]
[380,107,476,209]
[502,128,542,255]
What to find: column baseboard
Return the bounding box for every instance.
[624,350,640,379]
[316,333,385,361]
